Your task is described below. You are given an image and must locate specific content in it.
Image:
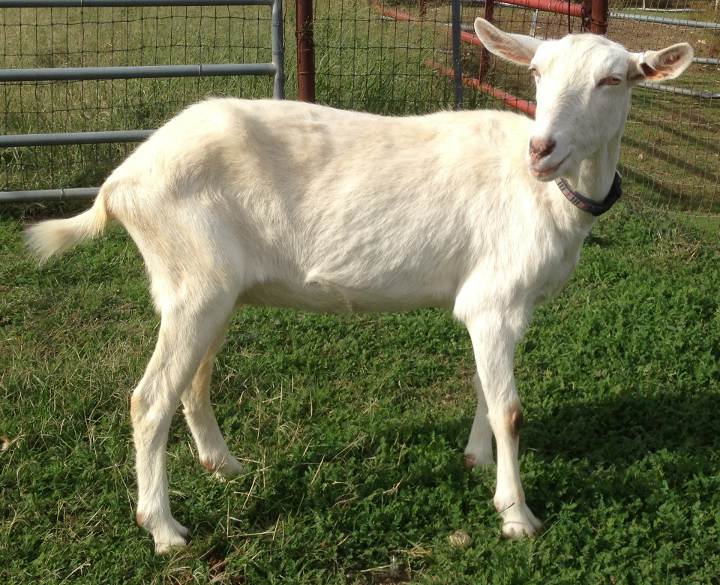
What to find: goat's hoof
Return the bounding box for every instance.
[139,512,190,554]
[501,519,540,540]
[498,502,542,539]
[217,455,244,479]
[201,454,244,480]
[215,456,244,480]
[153,520,190,554]
[172,518,191,538]
[154,534,188,554]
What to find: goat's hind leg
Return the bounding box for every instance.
[464,374,494,469]
[182,328,243,480]
[131,291,236,553]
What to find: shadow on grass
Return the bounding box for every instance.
[631,107,719,155]
[524,391,720,466]
[189,388,720,548]
[617,164,719,212]
[622,135,715,184]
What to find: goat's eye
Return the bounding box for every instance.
[529,66,540,81]
[597,76,622,87]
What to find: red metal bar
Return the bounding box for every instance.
[461,30,482,46]
[590,0,608,34]
[370,0,584,27]
[368,0,587,53]
[428,61,536,117]
[369,1,481,45]
[296,0,315,102]
[370,0,414,22]
[499,0,583,17]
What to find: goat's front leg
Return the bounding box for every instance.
[466,313,542,538]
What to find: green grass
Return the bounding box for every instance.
[2,189,720,584]
[670,212,720,238]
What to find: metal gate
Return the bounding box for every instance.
[0,0,284,203]
[371,0,607,114]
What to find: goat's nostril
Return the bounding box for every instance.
[529,137,556,160]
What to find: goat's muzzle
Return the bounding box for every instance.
[528,137,556,162]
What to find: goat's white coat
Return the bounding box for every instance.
[25,20,693,553]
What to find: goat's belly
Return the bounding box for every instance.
[238,279,451,313]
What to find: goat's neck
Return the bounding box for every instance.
[561,130,623,205]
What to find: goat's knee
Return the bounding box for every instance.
[488,401,523,438]
[509,404,523,438]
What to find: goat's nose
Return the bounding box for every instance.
[528,137,556,161]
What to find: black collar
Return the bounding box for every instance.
[555,172,622,217]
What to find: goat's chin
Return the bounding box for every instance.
[529,153,570,182]
[531,170,557,183]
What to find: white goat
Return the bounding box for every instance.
[25,19,692,553]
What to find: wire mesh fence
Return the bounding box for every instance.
[310,1,594,112]
[312,0,461,112]
[0,1,286,195]
[608,0,719,214]
[1,1,718,214]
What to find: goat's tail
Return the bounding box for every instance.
[25,185,112,264]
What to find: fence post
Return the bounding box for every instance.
[296,0,315,101]
[590,0,608,34]
[451,0,463,109]
[581,0,591,30]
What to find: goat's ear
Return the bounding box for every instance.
[627,43,694,84]
[473,18,542,66]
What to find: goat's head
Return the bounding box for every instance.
[473,18,693,181]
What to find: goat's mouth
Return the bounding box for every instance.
[531,154,570,181]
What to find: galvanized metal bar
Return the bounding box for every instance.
[451,0,463,110]
[610,11,720,30]
[0,130,153,147]
[0,187,98,203]
[638,82,720,100]
[271,0,284,99]
[694,57,720,66]
[0,0,271,7]
[0,63,276,82]
[529,9,539,36]
[0,0,285,202]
